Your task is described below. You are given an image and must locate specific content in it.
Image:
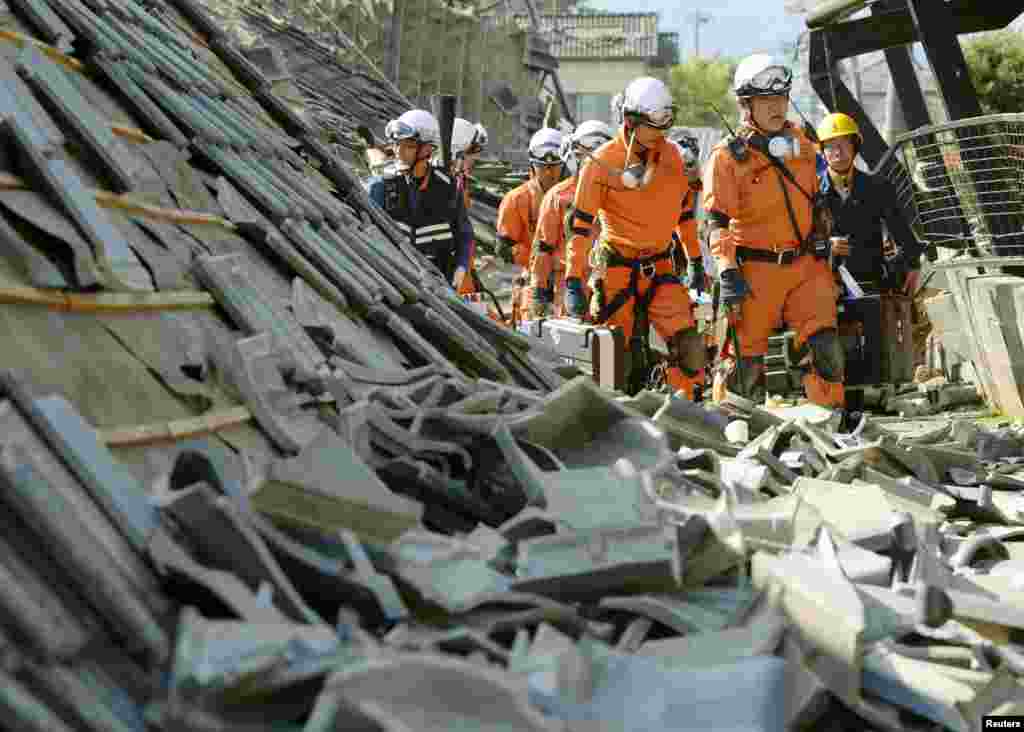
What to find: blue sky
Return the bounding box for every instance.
[587,0,808,60]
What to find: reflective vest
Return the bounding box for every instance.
[380,168,459,275]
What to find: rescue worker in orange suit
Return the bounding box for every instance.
[703,54,845,408]
[446,118,490,296]
[816,112,923,295]
[497,127,565,317]
[564,77,706,400]
[667,129,708,295]
[529,120,614,317]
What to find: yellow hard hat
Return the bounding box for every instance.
[817,112,862,145]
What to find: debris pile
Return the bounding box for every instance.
[2,0,1024,731]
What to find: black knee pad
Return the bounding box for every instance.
[669,327,706,376]
[726,355,766,401]
[808,328,845,383]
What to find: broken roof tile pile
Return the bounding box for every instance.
[236,7,411,166]
[5,1,1024,731]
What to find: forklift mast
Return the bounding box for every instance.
[806,0,1024,170]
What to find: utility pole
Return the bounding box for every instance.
[693,10,711,58]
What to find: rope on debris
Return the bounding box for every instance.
[0,287,216,312]
[99,406,253,446]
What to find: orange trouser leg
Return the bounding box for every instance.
[782,257,844,409]
[603,257,698,396]
[802,373,845,408]
[729,255,842,407]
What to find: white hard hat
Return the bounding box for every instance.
[560,119,614,174]
[733,54,793,98]
[385,109,441,147]
[570,119,614,150]
[529,127,564,165]
[620,77,675,129]
[451,118,488,156]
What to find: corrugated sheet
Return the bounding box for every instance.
[515,13,659,59]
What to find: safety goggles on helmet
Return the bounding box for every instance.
[738,66,792,97]
[625,107,675,130]
[385,119,419,143]
[530,144,562,166]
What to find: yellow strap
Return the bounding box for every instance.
[0,172,235,229]
[100,406,253,446]
[0,30,85,73]
[0,287,215,312]
[111,125,154,144]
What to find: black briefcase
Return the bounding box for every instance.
[837,294,914,386]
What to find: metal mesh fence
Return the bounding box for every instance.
[875,113,1024,259]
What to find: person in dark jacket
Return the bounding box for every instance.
[367,108,473,289]
[817,112,923,294]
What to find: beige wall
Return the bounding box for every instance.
[557,58,648,95]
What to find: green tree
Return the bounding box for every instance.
[571,0,604,14]
[963,30,1024,114]
[668,56,739,129]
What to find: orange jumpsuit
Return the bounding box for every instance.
[566,131,705,399]
[529,175,598,315]
[703,122,843,407]
[497,179,544,316]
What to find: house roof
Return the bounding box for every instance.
[516,13,660,59]
[0,0,574,724]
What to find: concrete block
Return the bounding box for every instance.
[967,276,1024,416]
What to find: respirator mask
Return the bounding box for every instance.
[766,131,800,161]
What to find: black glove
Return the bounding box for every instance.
[719,268,751,307]
[687,257,706,296]
[496,238,516,264]
[564,277,587,319]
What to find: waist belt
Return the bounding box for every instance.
[597,245,680,325]
[736,243,810,266]
[604,247,672,279]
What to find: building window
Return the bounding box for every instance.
[575,93,613,125]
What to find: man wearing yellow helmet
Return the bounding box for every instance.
[817,112,922,294]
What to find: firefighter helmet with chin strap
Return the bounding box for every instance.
[620,76,675,129]
[561,119,614,175]
[733,54,793,98]
[529,127,565,167]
